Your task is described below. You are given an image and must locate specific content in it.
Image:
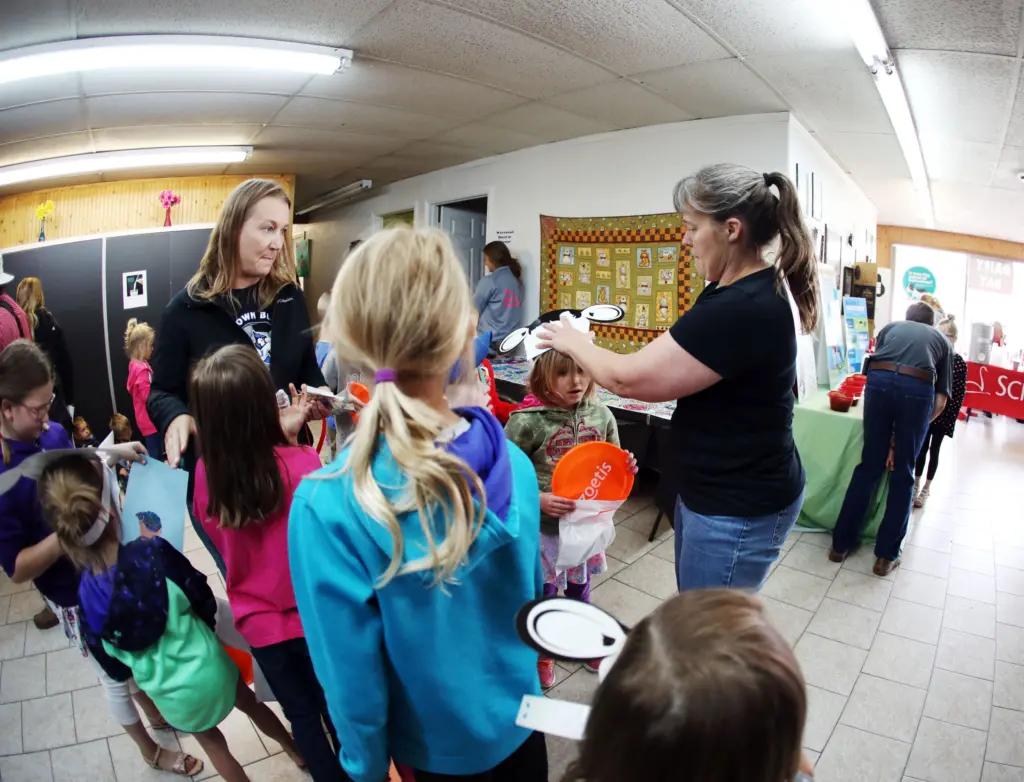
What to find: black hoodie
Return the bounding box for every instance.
[147,283,325,495]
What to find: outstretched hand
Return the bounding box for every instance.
[535,312,595,357]
[281,384,314,443]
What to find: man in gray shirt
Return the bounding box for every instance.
[830,301,952,576]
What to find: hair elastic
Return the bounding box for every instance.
[82,464,115,546]
[763,172,772,187]
[375,369,398,384]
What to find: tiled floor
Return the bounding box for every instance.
[1,415,1022,781]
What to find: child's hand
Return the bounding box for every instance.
[540,492,576,518]
[625,450,638,475]
[281,385,313,444]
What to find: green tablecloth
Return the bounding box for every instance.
[793,389,888,540]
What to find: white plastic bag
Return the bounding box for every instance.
[556,499,622,570]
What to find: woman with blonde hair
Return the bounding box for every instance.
[147,179,330,574]
[289,227,547,781]
[16,276,74,429]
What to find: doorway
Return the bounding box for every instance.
[435,197,488,289]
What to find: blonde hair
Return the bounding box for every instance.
[186,179,296,309]
[39,455,119,572]
[15,277,44,333]
[920,293,943,313]
[109,413,132,442]
[328,227,482,587]
[528,350,596,407]
[123,318,154,360]
[938,314,958,342]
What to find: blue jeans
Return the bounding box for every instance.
[673,491,804,591]
[832,370,934,560]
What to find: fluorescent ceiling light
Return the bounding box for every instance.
[296,180,374,216]
[0,146,252,187]
[0,36,352,85]
[840,0,934,227]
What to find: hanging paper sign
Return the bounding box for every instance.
[496,230,515,244]
[968,256,1013,294]
[122,271,148,310]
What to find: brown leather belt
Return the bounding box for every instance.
[868,361,932,382]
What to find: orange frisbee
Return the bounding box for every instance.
[348,382,371,424]
[551,441,634,502]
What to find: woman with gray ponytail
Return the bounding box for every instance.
[538,163,819,592]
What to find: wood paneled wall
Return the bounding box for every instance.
[876,225,1024,268]
[0,174,295,248]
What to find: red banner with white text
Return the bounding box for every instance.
[964,362,1024,418]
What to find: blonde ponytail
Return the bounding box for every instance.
[327,227,484,587]
[38,455,118,572]
[124,318,154,360]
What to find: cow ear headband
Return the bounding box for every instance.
[514,597,630,740]
[498,305,625,360]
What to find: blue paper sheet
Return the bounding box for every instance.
[121,458,188,552]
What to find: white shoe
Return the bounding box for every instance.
[914,487,929,509]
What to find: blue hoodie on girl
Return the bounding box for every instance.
[289,406,542,782]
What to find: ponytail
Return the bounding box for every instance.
[764,172,819,334]
[483,241,521,282]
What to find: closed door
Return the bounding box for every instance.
[440,205,486,288]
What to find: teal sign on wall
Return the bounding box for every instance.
[902,266,936,295]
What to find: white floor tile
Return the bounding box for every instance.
[107,731,181,782]
[901,545,952,578]
[840,673,926,743]
[936,627,996,680]
[996,565,1024,597]
[72,686,125,744]
[997,591,1024,628]
[243,752,311,782]
[795,633,867,697]
[0,750,54,782]
[648,538,674,562]
[806,598,881,650]
[892,569,948,609]
[923,668,993,731]
[827,568,894,612]
[842,546,897,580]
[0,654,46,704]
[0,573,33,597]
[984,762,1024,781]
[0,701,22,756]
[760,596,813,647]
[988,707,1024,766]
[951,524,994,552]
[803,684,846,752]
[45,648,98,696]
[547,669,600,706]
[0,622,27,661]
[604,527,658,564]
[879,597,944,645]
[23,623,72,657]
[613,554,676,600]
[943,595,997,639]
[0,596,10,625]
[996,622,1024,666]
[815,724,910,782]
[51,738,116,782]
[590,580,661,626]
[762,566,832,612]
[781,541,843,580]
[994,546,1024,571]
[862,632,937,690]
[951,544,995,576]
[589,555,626,588]
[6,592,45,625]
[22,693,76,752]
[948,568,996,605]
[906,717,987,782]
[908,526,954,554]
[994,661,1024,711]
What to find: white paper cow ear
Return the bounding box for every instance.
[0,448,100,497]
[498,306,625,361]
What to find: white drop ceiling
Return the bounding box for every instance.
[1,0,1023,243]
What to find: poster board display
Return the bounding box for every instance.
[843,297,870,374]
[541,213,704,353]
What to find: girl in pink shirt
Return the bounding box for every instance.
[191,345,348,782]
[124,319,161,458]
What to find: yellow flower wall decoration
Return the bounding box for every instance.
[35,200,55,221]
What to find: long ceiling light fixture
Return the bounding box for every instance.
[296,180,374,217]
[0,36,352,85]
[0,146,253,187]
[839,0,934,228]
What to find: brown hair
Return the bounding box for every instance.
[564,590,806,782]
[124,318,155,360]
[15,277,44,334]
[906,301,936,325]
[674,164,820,333]
[109,413,132,443]
[528,350,595,407]
[39,454,120,572]
[0,340,54,464]
[938,314,958,342]
[186,179,296,309]
[190,344,288,529]
[483,241,522,282]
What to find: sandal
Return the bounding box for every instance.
[146,746,204,777]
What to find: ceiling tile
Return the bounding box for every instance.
[380,140,490,169]
[858,176,932,228]
[85,92,288,128]
[634,59,786,119]
[930,180,1024,242]
[898,50,1016,145]
[74,0,393,46]
[546,79,694,128]
[750,50,892,135]
[350,0,612,99]
[989,145,1024,190]
[1001,74,1024,147]
[271,96,463,139]
[0,75,81,112]
[0,0,74,50]
[431,123,543,155]
[673,0,854,56]
[918,136,1001,186]
[0,98,89,145]
[874,0,1021,56]
[0,133,94,167]
[820,132,911,180]
[300,59,529,121]
[225,150,365,178]
[479,103,619,143]
[90,124,263,151]
[436,0,727,74]
[251,126,409,157]
[81,69,311,97]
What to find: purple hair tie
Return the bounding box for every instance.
[375,369,398,384]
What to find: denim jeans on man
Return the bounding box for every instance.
[832,370,934,561]
[674,490,804,591]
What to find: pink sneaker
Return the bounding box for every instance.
[538,658,556,689]
[584,659,601,673]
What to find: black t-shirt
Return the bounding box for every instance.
[219,284,273,367]
[668,267,805,517]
